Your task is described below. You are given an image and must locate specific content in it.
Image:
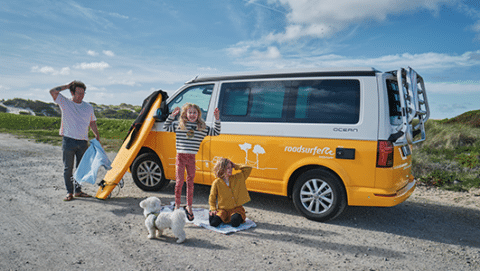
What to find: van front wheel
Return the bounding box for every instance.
[131,153,169,191]
[293,169,346,222]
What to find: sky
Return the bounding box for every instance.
[1,0,480,120]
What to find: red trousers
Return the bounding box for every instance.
[175,153,196,207]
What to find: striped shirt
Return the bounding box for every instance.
[163,116,221,154]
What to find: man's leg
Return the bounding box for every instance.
[62,137,76,195]
[73,140,88,193]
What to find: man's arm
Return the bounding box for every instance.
[49,82,72,101]
[89,121,100,142]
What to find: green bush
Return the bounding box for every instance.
[417,170,456,187]
[413,110,480,191]
[455,152,480,169]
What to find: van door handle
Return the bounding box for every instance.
[336,148,355,160]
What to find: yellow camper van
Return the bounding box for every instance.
[130,67,429,221]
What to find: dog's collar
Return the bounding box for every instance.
[147,212,159,218]
[147,212,160,231]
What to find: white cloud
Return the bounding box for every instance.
[106,76,137,86]
[274,0,455,27]
[251,46,281,59]
[107,12,129,19]
[427,82,480,94]
[473,21,480,32]
[103,50,115,57]
[226,44,251,57]
[243,0,458,48]
[362,51,480,70]
[74,62,110,70]
[31,66,54,74]
[472,21,480,40]
[31,66,71,75]
[457,3,480,40]
[59,67,71,75]
[227,0,462,63]
[264,23,336,43]
[87,50,98,56]
[230,49,480,71]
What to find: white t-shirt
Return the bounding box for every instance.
[55,93,96,141]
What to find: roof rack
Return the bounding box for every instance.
[186,67,380,84]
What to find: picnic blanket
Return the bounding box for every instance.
[161,203,256,234]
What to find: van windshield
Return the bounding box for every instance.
[168,84,214,121]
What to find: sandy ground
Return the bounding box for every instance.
[1,133,479,271]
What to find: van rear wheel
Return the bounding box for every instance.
[293,169,346,222]
[131,153,169,191]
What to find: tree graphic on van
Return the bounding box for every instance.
[252,145,265,169]
[237,143,275,170]
[239,143,252,165]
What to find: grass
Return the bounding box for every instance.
[0,112,131,152]
[412,114,480,192]
[1,110,480,192]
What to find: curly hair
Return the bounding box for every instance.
[69,80,86,94]
[213,158,232,180]
[178,103,206,131]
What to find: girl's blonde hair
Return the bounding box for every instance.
[213,158,232,179]
[178,103,206,130]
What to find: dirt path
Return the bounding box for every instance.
[0,133,479,270]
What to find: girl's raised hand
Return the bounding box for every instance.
[214,108,220,120]
[171,107,181,117]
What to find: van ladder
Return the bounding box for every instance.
[396,67,430,144]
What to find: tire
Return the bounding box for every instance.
[131,153,169,191]
[292,168,347,222]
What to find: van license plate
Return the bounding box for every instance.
[401,145,411,157]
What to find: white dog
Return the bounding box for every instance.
[139,197,186,243]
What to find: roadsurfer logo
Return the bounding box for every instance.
[284,145,335,159]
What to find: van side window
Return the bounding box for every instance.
[168,84,214,120]
[292,80,360,124]
[386,80,402,125]
[222,87,249,116]
[219,79,359,124]
[220,81,287,121]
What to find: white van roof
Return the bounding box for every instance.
[186,67,380,84]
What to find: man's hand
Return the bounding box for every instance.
[49,82,70,100]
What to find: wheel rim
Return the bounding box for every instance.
[300,178,334,214]
[137,160,162,187]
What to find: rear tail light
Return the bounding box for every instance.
[376,140,393,168]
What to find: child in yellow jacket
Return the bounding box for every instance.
[209,158,252,227]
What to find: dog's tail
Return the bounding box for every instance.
[172,208,187,227]
[171,209,187,243]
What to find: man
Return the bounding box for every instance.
[49,81,100,201]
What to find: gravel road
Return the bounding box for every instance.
[0,133,479,271]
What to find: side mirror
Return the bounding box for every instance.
[154,108,168,122]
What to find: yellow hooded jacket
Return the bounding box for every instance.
[209,164,252,212]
